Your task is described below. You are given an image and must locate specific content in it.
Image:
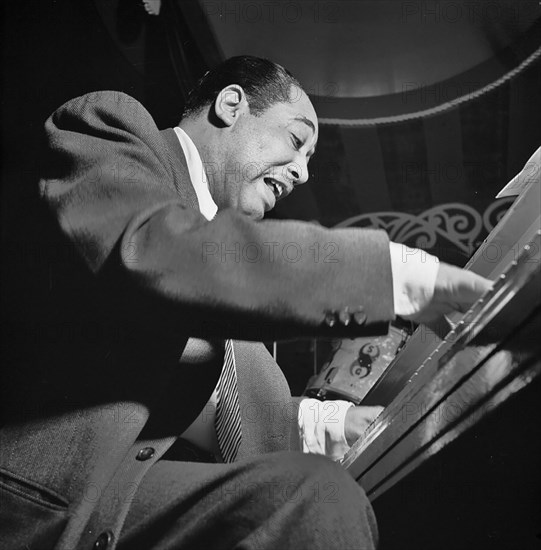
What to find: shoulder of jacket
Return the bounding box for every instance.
[49,91,163,145]
[54,91,153,126]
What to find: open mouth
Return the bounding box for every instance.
[264,177,286,200]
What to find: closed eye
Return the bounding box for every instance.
[290,133,302,151]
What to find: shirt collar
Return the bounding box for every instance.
[173,127,218,221]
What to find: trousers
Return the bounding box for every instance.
[118,451,378,550]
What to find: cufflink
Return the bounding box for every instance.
[324,311,337,327]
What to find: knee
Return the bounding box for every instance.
[261,451,370,510]
[244,452,378,549]
[271,451,357,485]
[282,453,378,548]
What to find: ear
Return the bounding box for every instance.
[214,85,248,126]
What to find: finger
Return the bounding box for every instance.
[455,272,493,305]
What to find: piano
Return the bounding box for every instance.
[341,150,541,549]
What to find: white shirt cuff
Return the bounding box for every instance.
[389,241,440,317]
[298,398,355,461]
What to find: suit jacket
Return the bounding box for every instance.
[0,91,394,549]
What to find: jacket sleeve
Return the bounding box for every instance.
[39,91,395,341]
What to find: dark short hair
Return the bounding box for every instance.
[182,56,303,119]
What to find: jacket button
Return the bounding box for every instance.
[353,309,367,325]
[338,307,351,326]
[93,530,113,550]
[324,311,336,327]
[136,447,155,461]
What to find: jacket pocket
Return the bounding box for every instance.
[0,468,69,549]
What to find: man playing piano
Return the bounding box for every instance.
[0,56,491,550]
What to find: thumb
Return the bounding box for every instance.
[435,263,493,309]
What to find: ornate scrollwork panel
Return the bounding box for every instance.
[336,200,514,257]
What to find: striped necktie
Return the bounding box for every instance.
[215,339,242,463]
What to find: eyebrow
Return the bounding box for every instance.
[294,115,316,134]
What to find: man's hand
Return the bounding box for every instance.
[344,405,384,446]
[405,262,493,325]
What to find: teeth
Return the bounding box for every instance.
[265,178,283,199]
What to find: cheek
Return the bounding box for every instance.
[238,180,263,201]
[241,161,264,181]
[247,131,288,168]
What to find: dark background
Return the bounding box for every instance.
[2,2,540,549]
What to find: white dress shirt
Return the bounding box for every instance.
[173,126,439,461]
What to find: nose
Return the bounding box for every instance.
[287,158,309,186]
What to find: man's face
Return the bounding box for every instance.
[218,86,318,220]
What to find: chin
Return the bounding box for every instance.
[240,202,266,220]
[247,209,265,221]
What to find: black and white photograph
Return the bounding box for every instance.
[1,1,540,549]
